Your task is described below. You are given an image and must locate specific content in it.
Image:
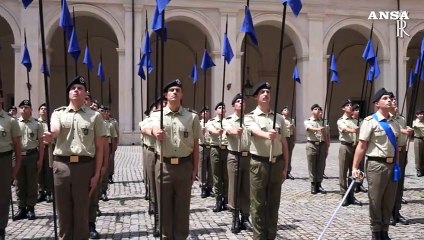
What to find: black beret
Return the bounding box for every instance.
[371,88,391,103]
[200,106,210,113]
[340,99,352,108]
[67,75,87,93]
[19,100,31,107]
[310,104,322,111]
[231,93,243,105]
[281,106,289,112]
[252,82,271,96]
[416,109,424,115]
[38,103,47,111]
[8,106,17,111]
[352,104,360,110]
[99,105,110,111]
[215,102,225,110]
[163,79,182,93]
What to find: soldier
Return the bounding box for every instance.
[207,102,229,212]
[304,104,329,194]
[352,104,367,193]
[244,82,289,240]
[108,111,119,184]
[37,103,53,203]
[336,99,361,206]
[223,93,252,233]
[352,88,400,240]
[8,106,17,118]
[390,97,413,225]
[42,76,106,239]
[0,99,22,239]
[281,106,296,180]
[13,100,45,221]
[199,106,213,198]
[145,79,200,239]
[413,109,424,177]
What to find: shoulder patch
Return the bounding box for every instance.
[54,106,67,112]
[226,116,232,119]
[152,109,160,112]
[187,108,197,114]
[364,116,373,121]
[247,111,254,115]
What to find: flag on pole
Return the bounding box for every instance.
[420,33,424,61]
[330,53,338,83]
[21,44,32,72]
[151,5,167,41]
[282,0,303,17]
[22,0,33,8]
[157,0,171,13]
[190,63,198,84]
[83,45,93,71]
[408,68,414,88]
[141,54,154,74]
[362,39,376,64]
[221,33,234,64]
[292,64,300,83]
[141,29,153,73]
[241,5,258,46]
[41,64,50,77]
[137,57,146,80]
[68,27,81,60]
[97,62,106,82]
[367,55,380,81]
[201,49,216,70]
[59,0,73,39]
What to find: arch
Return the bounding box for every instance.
[236,12,308,57]
[165,9,221,52]
[403,21,424,54]
[0,3,20,44]
[44,3,124,48]
[324,18,389,59]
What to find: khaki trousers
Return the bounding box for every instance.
[16,151,38,208]
[38,147,53,192]
[145,147,157,211]
[0,151,13,230]
[338,143,354,194]
[227,152,250,215]
[306,142,326,182]
[199,146,213,188]
[286,136,295,173]
[393,147,407,215]
[414,138,424,172]
[210,147,228,198]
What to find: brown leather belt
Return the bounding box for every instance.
[54,155,94,163]
[200,144,211,149]
[0,150,13,157]
[368,156,394,164]
[143,144,155,152]
[228,150,250,157]
[340,141,354,146]
[307,141,325,146]
[211,145,227,150]
[21,148,38,156]
[415,136,424,140]
[251,154,282,163]
[162,155,191,165]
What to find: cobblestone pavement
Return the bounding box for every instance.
[5,143,424,239]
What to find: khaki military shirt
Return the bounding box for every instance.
[199,118,210,145]
[18,117,43,151]
[51,105,107,157]
[38,118,48,132]
[244,107,288,157]
[139,117,156,148]
[393,114,408,147]
[337,115,357,143]
[304,117,329,142]
[283,116,295,136]
[206,116,228,146]
[222,113,250,152]
[110,118,119,133]
[359,111,400,158]
[150,106,201,158]
[413,118,424,137]
[0,110,21,152]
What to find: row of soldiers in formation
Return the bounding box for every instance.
[0,74,423,239]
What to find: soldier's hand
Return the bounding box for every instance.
[352,168,365,180]
[235,127,243,136]
[405,127,414,136]
[89,174,100,198]
[318,127,325,133]
[153,128,165,141]
[266,129,277,141]
[217,128,224,136]
[191,169,197,185]
[42,132,54,144]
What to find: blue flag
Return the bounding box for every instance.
[201,49,216,70]
[221,33,234,64]
[414,58,424,80]
[137,58,146,80]
[190,63,198,84]
[83,45,93,71]
[97,62,106,82]
[241,5,258,46]
[157,0,171,13]
[420,33,424,61]
[282,0,303,17]
[40,64,50,77]
[142,30,152,55]
[22,0,33,8]
[68,27,81,60]
[362,39,375,64]
[59,0,73,39]
[21,44,32,72]
[151,5,167,41]
[367,55,380,81]
[141,54,154,74]
[408,68,414,88]
[330,53,338,83]
[292,65,300,83]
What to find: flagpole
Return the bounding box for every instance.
[108,77,112,107]
[408,52,423,126]
[365,44,379,115]
[358,22,374,120]
[37,0,58,238]
[159,9,166,240]
[400,66,413,116]
[24,29,32,101]
[100,50,104,104]
[395,0,400,98]
[72,8,78,76]
[86,30,91,92]
[290,57,298,120]
[131,0,135,131]
[323,41,335,122]
[193,52,197,110]
[141,11,148,121]
[61,1,70,105]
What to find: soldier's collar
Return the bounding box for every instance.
[164,106,183,115]
[254,107,274,116]
[65,104,89,113]
[341,114,351,120]
[0,110,5,118]
[309,116,320,121]
[18,116,33,122]
[374,111,392,121]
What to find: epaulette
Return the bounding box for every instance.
[226,116,232,119]
[209,118,215,122]
[364,116,373,121]
[187,108,197,114]
[152,109,160,112]
[247,111,254,115]
[54,106,67,112]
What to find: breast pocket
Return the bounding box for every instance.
[0,127,8,138]
[78,123,94,142]
[180,126,191,139]
[27,128,36,140]
[373,129,386,143]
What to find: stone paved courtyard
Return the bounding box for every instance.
[5,143,424,239]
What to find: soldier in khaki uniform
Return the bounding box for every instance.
[0,99,22,240]
[43,76,106,240]
[244,82,289,240]
[352,88,400,240]
[108,113,119,184]
[207,102,229,212]
[304,104,330,194]
[146,79,201,239]
[7,106,17,118]
[281,106,296,180]
[413,109,424,177]
[13,100,45,221]
[352,104,368,193]
[336,99,361,206]
[390,98,413,225]
[199,106,213,198]
[223,93,252,233]
[37,103,53,203]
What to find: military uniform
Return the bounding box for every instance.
[0,109,21,238]
[108,117,119,182]
[282,115,295,178]
[199,114,213,198]
[413,113,424,176]
[100,117,118,199]
[206,106,229,212]
[150,103,201,239]
[37,114,53,202]
[14,107,44,220]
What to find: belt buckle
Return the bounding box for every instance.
[241,152,248,157]
[386,157,393,164]
[220,145,226,150]
[70,156,79,163]
[315,142,319,146]
[21,151,27,156]
[271,156,276,163]
[206,145,211,149]
[171,157,179,165]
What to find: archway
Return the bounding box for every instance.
[0,15,15,109]
[406,31,424,121]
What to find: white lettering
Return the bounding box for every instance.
[396,20,410,38]
[390,11,399,20]
[400,11,410,20]
[368,11,378,20]
[379,11,389,20]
